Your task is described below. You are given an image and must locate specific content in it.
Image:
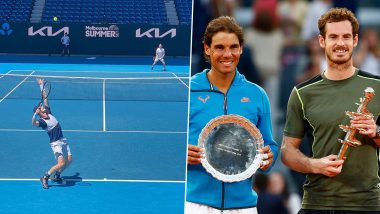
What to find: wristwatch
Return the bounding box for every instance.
[376,125,380,138]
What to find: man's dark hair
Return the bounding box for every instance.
[318,7,359,38]
[203,16,244,61]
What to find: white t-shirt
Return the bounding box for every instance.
[38,114,64,143]
[156,47,165,60]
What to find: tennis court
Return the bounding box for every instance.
[0,56,190,213]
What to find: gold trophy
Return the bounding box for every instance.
[337,87,375,160]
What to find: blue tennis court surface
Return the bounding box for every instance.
[0,55,189,213]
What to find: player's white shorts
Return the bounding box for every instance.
[154,57,165,64]
[185,202,258,214]
[50,138,72,160]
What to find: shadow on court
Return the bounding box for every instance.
[49,172,90,188]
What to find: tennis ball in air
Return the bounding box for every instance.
[53,16,58,22]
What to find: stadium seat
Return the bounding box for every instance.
[0,0,190,25]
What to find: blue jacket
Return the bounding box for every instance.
[186,69,279,209]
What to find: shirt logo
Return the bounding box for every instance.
[198,95,210,103]
[241,97,250,102]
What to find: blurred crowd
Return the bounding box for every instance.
[191,0,380,213]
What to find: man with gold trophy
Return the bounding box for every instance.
[281,8,380,214]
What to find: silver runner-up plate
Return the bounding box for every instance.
[198,115,264,182]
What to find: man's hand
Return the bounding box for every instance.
[34,107,41,114]
[37,78,44,85]
[32,107,40,126]
[350,114,377,138]
[187,145,203,165]
[310,155,344,177]
[259,145,274,170]
[281,136,343,176]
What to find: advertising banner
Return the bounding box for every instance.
[0,23,191,56]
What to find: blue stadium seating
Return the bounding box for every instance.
[42,0,169,25]
[0,0,191,25]
[0,0,33,23]
[174,0,192,25]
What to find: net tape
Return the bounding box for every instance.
[0,73,189,102]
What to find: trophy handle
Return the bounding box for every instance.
[337,87,375,161]
[337,144,348,160]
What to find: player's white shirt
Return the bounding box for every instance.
[156,47,165,60]
[38,114,64,143]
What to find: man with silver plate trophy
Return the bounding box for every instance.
[186,16,279,214]
[281,8,380,214]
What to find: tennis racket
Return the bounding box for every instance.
[39,80,51,107]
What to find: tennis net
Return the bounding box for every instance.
[0,73,189,102]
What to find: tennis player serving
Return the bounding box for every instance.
[32,78,72,189]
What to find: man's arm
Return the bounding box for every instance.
[256,88,279,172]
[281,136,344,177]
[32,109,39,127]
[42,88,49,108]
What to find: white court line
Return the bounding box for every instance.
[0,70,36,103]
[103,79,106,131]
[171,72,189,89]
[2,73,189,81]
[0,70,14,79]
[9,69,187,75]
[0,178,185,183]
[0,128,186,134]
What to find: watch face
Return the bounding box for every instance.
[377,125,380,137]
